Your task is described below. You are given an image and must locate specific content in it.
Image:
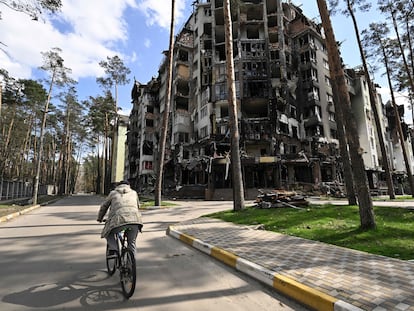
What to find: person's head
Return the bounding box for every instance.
[118,180,130,186]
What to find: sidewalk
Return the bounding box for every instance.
[167,205,414,311]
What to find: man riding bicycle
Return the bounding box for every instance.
[97,180,143,256]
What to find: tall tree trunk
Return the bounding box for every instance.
[65,138,71,194]
[0,101,17,176]
[224,0,245,210]
[96,143,101,194]
[346,0,395,199]
[331,79,357,205]
[155,0,175,207]
[103,116,108,194]
[405,14,414,124]
[33,67,56,205]
[317,0,376,229]
[51,135,58,194]
[31,123,38,178]
[57,137,65,195]
[71,143,83,194]
[382,44,414,197]
[64,107,71,194]
[19,115,33,179]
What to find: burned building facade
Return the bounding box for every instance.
[128,0,400,198]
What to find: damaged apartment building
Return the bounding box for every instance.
[128,0,413,199]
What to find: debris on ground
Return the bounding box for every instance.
[255,189,309,209]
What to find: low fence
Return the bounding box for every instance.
[0,180,48,202]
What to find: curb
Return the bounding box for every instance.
[0,197,62,224]
[0,204,41,223]
[167,225,363,311]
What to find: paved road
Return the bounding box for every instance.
[0,195,308,311]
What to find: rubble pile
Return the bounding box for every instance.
[255,189,309,208]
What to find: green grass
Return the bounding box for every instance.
[139,196,178,209]
[206,204,414,260]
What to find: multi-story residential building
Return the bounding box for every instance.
[111,114,129,183]
[128,78,160,191]
[346,68,383,189]
[128,0,408,198]
[384,101,414,193]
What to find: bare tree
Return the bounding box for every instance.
[364,22,414,198]
[224,0,245,210]
[317,0,376,229]
[332,0,396,199]
[155,0,175,207]
[32,47,72,205]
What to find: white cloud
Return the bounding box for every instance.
[129,51,138,63]
[54,0,134,43]
[137,0,189,29]
[0,0,140,81]
[144,38,151,48]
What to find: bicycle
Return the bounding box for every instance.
[105,226,137,299]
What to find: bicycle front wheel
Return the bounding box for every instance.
[120,249,136,299]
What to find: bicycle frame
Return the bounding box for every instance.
[105,226,137,299]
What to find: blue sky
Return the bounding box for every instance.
[0,0,410,122]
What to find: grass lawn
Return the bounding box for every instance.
[139,196,178,209]
[140,200,176,209]
[206,204,414,260]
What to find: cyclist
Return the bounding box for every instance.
[97,180,143,256]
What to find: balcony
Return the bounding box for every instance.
[304,115,322,128]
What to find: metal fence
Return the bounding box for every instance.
[0,179,48,202]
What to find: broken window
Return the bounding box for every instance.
[290,105,297,118]
[174,132,190,143]
[143,161,153,170]
[220,105,229,118]
[292,126,298,138]
[145,119,154,127]
[143,141,154,155]
[279,122,289,134]
[270,50,279,60]
[178,49,188,62]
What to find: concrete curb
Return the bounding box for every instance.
[167,225,363,311]
[0,204,41,223]
[0,197,63,223]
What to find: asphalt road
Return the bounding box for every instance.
[0,195,309,311]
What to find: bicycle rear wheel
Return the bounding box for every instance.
[120,249,136,299]
[106,245,117,276]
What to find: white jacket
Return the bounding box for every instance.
[98,184,143,238]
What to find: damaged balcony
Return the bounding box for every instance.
[243,61,268,79]
[173,110,191,132]
[174,77,190,112]
[242,96,268,118]
[241,118,272,141]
